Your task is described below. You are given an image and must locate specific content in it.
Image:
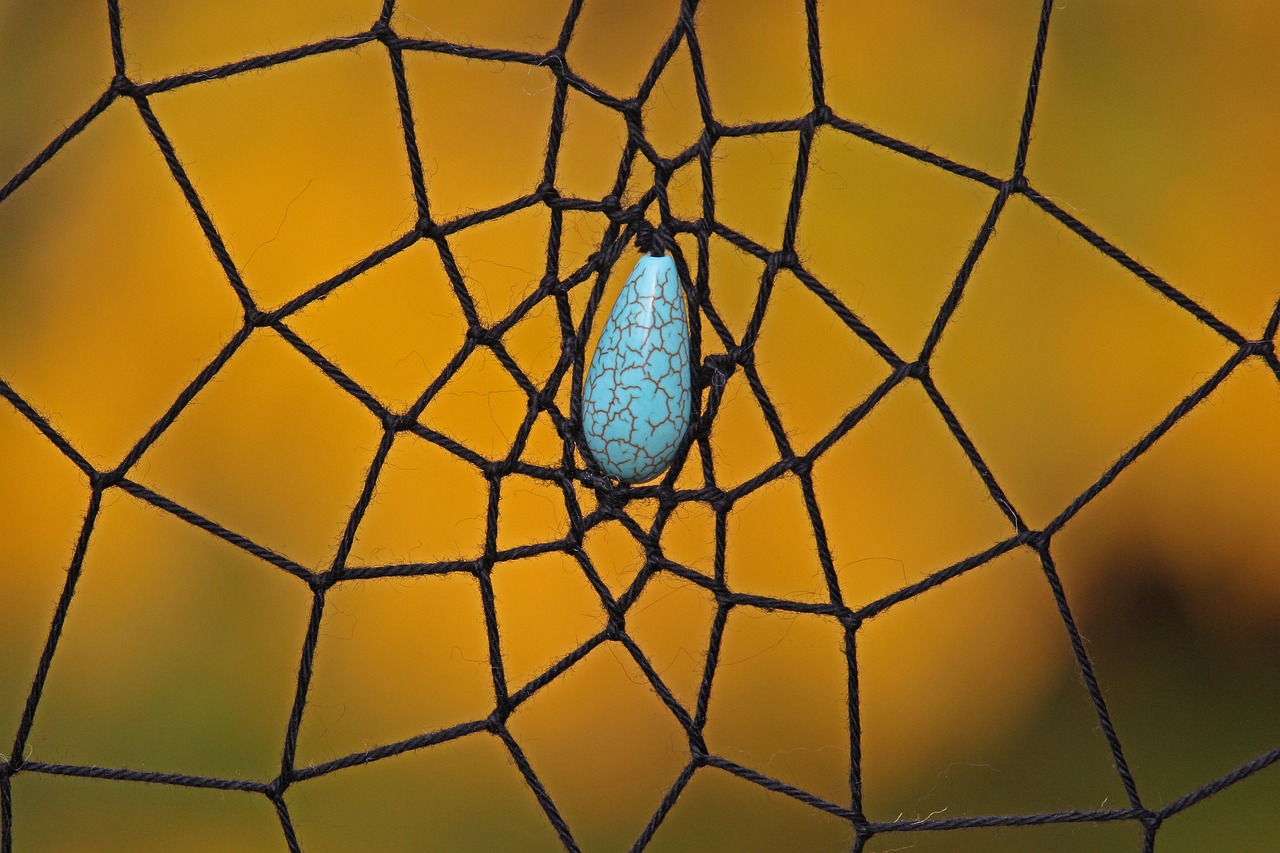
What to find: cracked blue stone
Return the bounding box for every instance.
[582,253,691,484]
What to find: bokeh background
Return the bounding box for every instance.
[2,1,1279,850]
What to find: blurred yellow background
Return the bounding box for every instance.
[2,1,1278,851]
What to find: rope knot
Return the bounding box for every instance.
[92,467,125,490]
[636,223,674,256]
[701,352,735,388]
[904,360,930,380]
[1244,338,1275,358]
[770,249,798,270]
[605,608,626,636]
[536,181,558,202]
[1018,528,1048,552]
[485,459,516,480]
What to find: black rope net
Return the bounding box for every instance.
[1,1,1277,850]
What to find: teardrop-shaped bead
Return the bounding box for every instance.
[582,254,691,484]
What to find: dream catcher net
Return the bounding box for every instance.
[1,1,1277,851]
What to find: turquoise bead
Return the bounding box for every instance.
[582,253,692,484]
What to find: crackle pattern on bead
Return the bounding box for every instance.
[582,254,691,484]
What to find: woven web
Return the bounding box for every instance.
[2,1,1278,850]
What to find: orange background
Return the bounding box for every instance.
[1,1,1278,851]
